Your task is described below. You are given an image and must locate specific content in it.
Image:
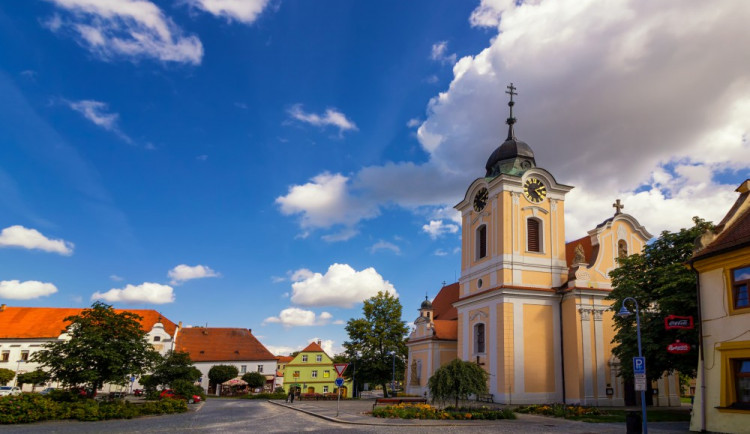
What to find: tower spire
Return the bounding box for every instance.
[505,83,518,140]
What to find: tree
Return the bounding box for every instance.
[0,368,14,385]
[208,364,238,390]
[149,351,201,388]
[343,291,409,398]
[31,301,161,398]
[16,370,50,391]
[428,359,488,408]
[242,372,266,390]
[608,217,713,384]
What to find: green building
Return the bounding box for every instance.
[284,340,352,397]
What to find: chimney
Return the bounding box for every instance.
[248,328,252,334]
[0,304,5,312]
[178,321,182,329]
[317,339,321,345]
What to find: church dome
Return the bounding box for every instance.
[420,296,432,310]
[484,83,536,178]
[485,138,535,173]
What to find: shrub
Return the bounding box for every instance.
[514,403,606,418]
[239,392,287,400]
[47,389,78,403]
[371,403,515,420]
[172,379,206,401]
[274,386,284,393]
[0,394,59,424]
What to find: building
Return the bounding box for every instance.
[173,327,277,394]
[0,305,178,392]
[275,355,294,390]
[406,85,680,406]
[283,340,352,397]
[689,179,750,433]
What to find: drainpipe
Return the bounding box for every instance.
[559,293,567,404]
[690,262,706,432]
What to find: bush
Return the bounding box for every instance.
[0,394,59,424]
[371,403,515,420]
[47,389,78,403]
[274,386,284,393]
[239,392,287,400]
[172,379,206,401]
[514,403,606,418]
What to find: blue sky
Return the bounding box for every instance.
[1,0,749,356]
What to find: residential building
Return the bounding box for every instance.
[174,327,277,394]
[689,179,750,433]
[275,355,294,390]
[283,340,351,396]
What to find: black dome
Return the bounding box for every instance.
[485,138,535,173]
[420,296,432,310]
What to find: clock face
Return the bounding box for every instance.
[523,177,547,203]
[473,188,488,212]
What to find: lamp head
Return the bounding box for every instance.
[616,305,632,318]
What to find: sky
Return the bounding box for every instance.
[1,0,748,357]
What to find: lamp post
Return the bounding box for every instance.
[616,297,648,434]
[13,359,23,388]
[387,351,396,396]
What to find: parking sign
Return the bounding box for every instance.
[633,357,646,375]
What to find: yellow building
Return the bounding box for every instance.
[689,179,750,433]
[283,340,352,397]
[406,85,680,406]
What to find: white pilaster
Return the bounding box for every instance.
[579,308,594,404]
[513,302,524,396]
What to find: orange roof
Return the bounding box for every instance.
[565,235,593,268]
[277,356,294,363]
[0,306,177,339]
[432,282,459,320]
[175,327,275,362]
[301,341,326,354]
[433,320,457,340]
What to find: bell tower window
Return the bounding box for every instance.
[474,323,485,354]
[476,225,487,260]
[527,218,542,252]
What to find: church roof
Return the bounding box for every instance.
[0,306,177,339]
[692,180,750,261]
[175,327,275,362]
[432,320,458,340]
[432,282,459,320]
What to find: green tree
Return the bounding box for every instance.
[242,372,266,390]
[343,291,409,398]
[31,301,161,398]
[608,217,712,383]
[16,370,50,391]
[0,368,14,385]
[428,359,488,408]
[149,351,201,388]
[208,364,238,392]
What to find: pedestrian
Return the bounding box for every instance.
[287,388,295,403]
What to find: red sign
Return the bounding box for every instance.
[664,315,693,330]
[333,363,349,377]
[667,340,691,354]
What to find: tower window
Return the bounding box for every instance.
[474,323,485,354]
[476,225,487,259]
[527,218,541,252]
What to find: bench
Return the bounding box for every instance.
[372,397,427,410]
[476,393,494,403]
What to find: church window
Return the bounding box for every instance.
[527,218,542,252]
[618,240,628,258]
[474,323,485,354]
[476,225,487,259]
[731,266,750,310]
[416,359,422,383]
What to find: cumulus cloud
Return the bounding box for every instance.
[422,220,459,239]
[109,274,124,281]
[0,280,58,300]
[68,100,132,143]
[91,282,174,304]
[289,263,398,308]
[0,225,74,255]
[168,264,220,285]
[406,118,422,128]
[262,307,335,328]
[287,104,358,134]
[369,240,401,255]
[185,0,269,24]
[277,0,750,240]
[431,41,457,64]
[44,0,203,64]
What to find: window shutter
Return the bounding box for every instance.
[528,219,540,252]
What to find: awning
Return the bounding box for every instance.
[222,377,247,386]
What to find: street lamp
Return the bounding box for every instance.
[387,351,396,396]
[13,359,23,388]
[617,297,648,434]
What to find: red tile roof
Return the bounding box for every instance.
[277,356,294,363]
[692,183,750,261]
[565,235,593,268]
[433,320,457,340]
[300,341,325,354]
[175,327,275,362]
[0,306,177,339]
[432,282,459,320]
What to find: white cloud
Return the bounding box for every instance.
[289,263,398,308]
[68,100,132,143]
[422,220,459,240]
[45,0,203,64]
[321,228,359,242]
[308,337,338,355]
[262,307,334,328]
[406,118,421,128]
[168,264,220,285]
[287,104,358,134]
[433,249,448,256]
[264,344,299,356]
[431,41,457,64]
[277,0,750,240]
[186,0,269,24]
[0,225,74,255]
[109,274,124,281]
[369,240,401,255]
[91,282,174,304]
[0,280,58,300]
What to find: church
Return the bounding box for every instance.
[405,84,681,406]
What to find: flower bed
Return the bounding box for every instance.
[0,394,187,424]
[514,403,606,419]
[372,403,515,420]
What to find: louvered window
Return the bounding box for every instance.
[474,323,485,354]
[527,218,541,252]
[477,225,487,259]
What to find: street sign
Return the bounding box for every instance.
[634,377,647,391]
[333,363,349,377]
[633,357,646,375]
[335,377,344,387]
[667,340,691,354]
[664,315,694,330]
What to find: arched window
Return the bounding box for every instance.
[474,323,485,354]
[476,225,487,259]
[527,218,542,252]
[618,240,628,258]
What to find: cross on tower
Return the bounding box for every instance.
[612,199,624,215]
[505,83,518,139]
[506,83,517,101]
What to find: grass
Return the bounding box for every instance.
[680,396,692,404]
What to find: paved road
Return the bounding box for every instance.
[0,399,689,433]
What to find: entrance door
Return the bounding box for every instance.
[307,387,315,394]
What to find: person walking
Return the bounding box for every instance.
[287,388,295,403]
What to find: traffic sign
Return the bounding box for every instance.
[333,363,349,377]
[634,377,647,391]
[633,357,646,375]
[335,377,344,387]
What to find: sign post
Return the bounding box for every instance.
[335,376,345,417]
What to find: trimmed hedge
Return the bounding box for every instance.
[0,394,188,424]
[239,392,287,400]
[372,403,515,420]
